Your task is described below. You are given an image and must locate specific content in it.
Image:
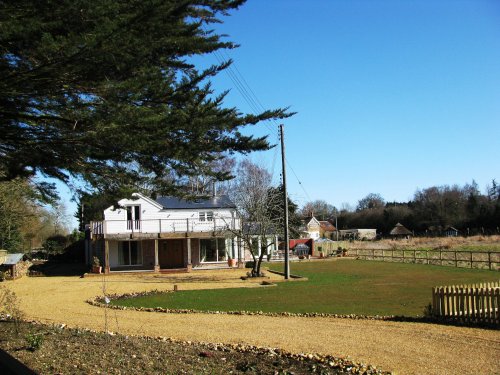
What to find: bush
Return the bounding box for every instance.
[0,285,25,332]
[25,332,44,351]
[245,261,254,269]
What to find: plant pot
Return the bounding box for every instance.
[227,259,237,267]
[92,265,102,274]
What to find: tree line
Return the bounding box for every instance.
[0,179,75,253]
[300,180,500,236]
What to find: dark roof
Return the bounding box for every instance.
[390,223,412,236]
[155,195,236,210]
[1,253,23,265]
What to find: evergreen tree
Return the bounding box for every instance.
[266,185,302,238]
[0,0,291,198]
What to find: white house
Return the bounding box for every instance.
[301,217,321,239]
[87,193,242,273]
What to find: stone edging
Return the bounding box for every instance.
[87,289,500,329]
[86,290,398,321]
[0,315,390,374]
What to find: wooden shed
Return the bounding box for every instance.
[0,252,24,279]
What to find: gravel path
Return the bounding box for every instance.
[7,270,500,375]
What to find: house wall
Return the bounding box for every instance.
[103,195,238,234]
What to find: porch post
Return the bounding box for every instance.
[186,238,192,272]
[104,239,110,274]
[237,236,244,268]
[154,239,160,272]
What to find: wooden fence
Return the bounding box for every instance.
[432,281,500,325]
[350,248,499,271]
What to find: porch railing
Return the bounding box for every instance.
[90,217,240,236]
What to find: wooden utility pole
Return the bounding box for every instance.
[280,124,290,279]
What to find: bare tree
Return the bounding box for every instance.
[299,199,337,220]
[228,160,282,277]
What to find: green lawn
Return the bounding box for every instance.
[112,260,499,317]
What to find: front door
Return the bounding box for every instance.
[159,240,184,269]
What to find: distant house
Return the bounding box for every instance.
[339,229,377,241]
[87,192,241,273]
[302,216,321,239]
[444,226,459,237]
[390,223,412,239]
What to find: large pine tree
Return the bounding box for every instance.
[0,0,291,198]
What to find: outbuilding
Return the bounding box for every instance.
[0,251,25,279]
[390,223,412,239]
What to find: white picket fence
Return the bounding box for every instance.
[432,281,500,325]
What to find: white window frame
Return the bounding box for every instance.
[199,211,214,222]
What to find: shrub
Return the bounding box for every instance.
[0,285,25,333]
[423,303,433,318]
[25,332,44,351]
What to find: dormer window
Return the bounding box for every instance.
[199,211,214,222]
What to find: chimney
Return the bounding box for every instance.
[212,181,217,197]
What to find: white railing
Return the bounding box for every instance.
[91,217,240,236]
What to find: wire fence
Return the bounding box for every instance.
[350,248,499,271]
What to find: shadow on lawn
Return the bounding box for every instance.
[29,262,88,277]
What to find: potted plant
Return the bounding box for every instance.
[227,254,237,268]
[92,256,102,274]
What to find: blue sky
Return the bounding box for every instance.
[204,0,500,205]
[58,0,500,228]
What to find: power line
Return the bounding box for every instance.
[203,29,312,202]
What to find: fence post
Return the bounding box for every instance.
[488,252,492,271]
[440,250,442,266]
[454,251,458,268]
[470,251,473,269]
[413,249,416,264]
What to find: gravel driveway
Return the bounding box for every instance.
[7,269,500,375]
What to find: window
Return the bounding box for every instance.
[199,211,214,222]
[199,238,226,262]
[126,205,141,230]
[118,241,142,265]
